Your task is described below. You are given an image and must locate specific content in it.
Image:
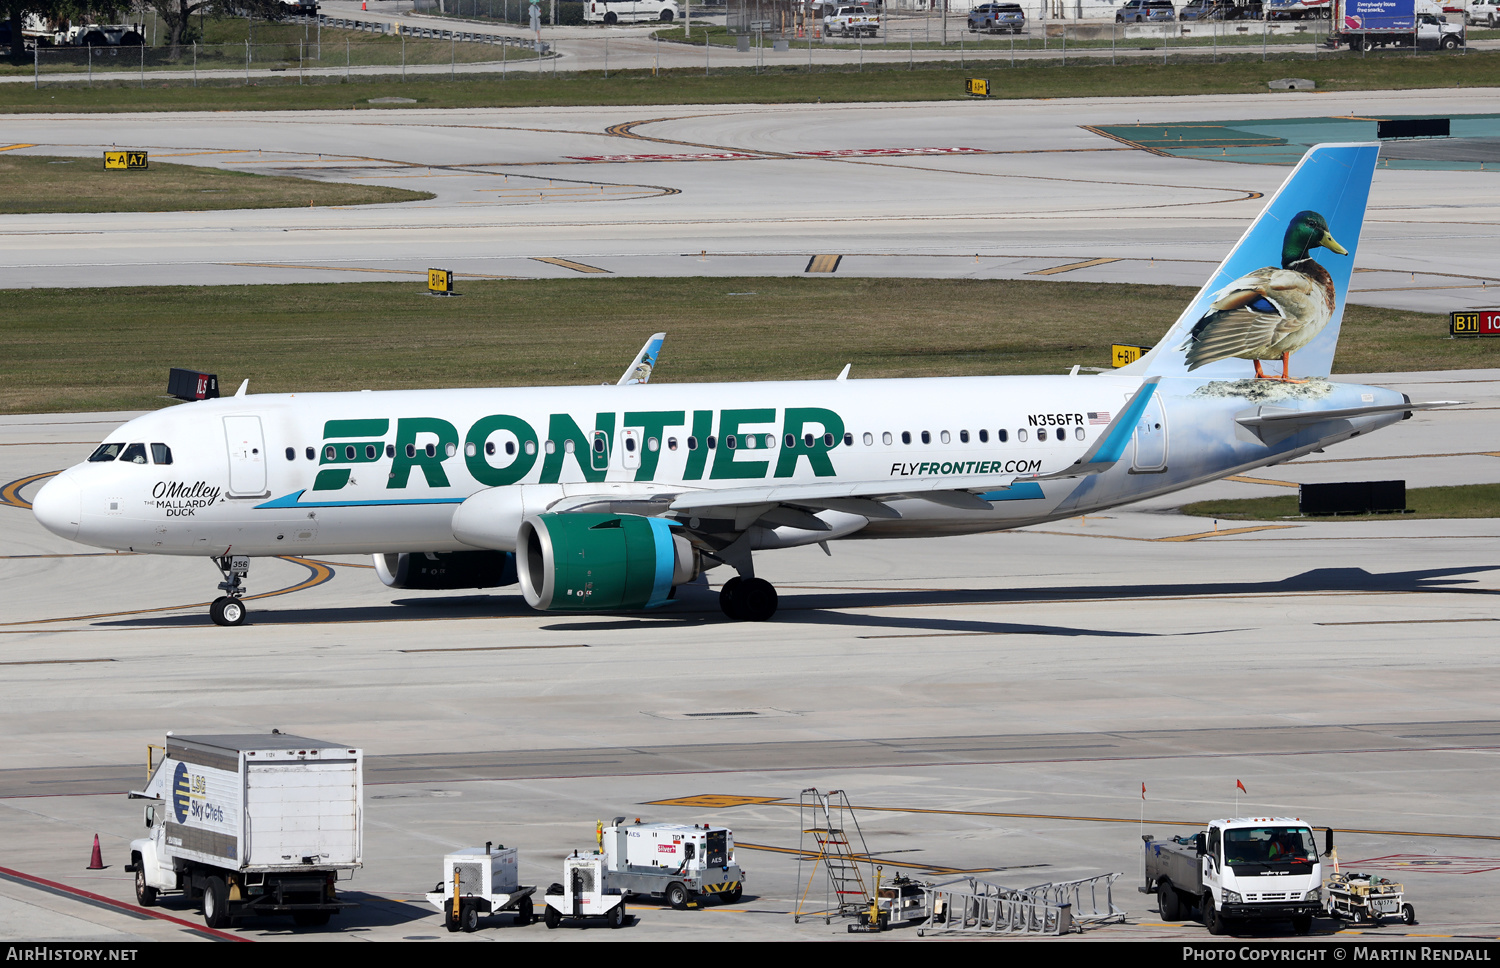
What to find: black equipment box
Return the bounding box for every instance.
[167,368,219,401]
[1299,480,1406,516]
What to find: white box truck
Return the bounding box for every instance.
[125,733,363,929]
[1141,817,1331,935]
[600,818,744,909]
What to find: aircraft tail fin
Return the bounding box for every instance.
[618,333,666,386]
[1118,143,1379,381]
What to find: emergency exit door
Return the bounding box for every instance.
[224,415,268,496]
[1131,396,1168,472]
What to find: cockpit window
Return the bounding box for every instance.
[119,443,148,465]
[151,443,173,465]
[89,443,124,462]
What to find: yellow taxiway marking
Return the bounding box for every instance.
[0,471,58,511]
[399,644,589,654]
[0,658,114,666]
[1295,450,1500,464]
[805,254,843,273]
[1318,617,1498,626]
[647,795,787,809]
[0,144,36,153]
[1224,474,1300,488]
[1155,525,1299,541]
[532,257,610,273]
[223,262,519,279]
[1026,257,1122,276]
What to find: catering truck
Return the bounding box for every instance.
[1140,818,1331,935]
[1333,0,1465,47]
[125,733,363,930]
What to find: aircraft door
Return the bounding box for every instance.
[590,430,611,473]
[224,415,268,496]
[620,429,641,471]
[1131,395,1167,472]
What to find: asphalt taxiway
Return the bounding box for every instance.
[1,89,1498,312]
[1,369,1498,941]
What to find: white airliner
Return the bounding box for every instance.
[32,144,1455,625]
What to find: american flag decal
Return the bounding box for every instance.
[1088,412,1111,425]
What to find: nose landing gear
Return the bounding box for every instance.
[210,555,249,627]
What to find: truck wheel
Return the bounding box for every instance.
[460,903,479,933]
[546,882,563,896]
[1402,903,1416,925]
[544,905,561,929]
[1442,35,1459,48]
[608,902,625,928]
[1204,896,1227,936]
[515,895,534,926]
[603,12,617,24]
[293,910,330,927]
[1158,881,1181,921]
[134,866,157,907]
[721,886,743,904]
[202,876,229,929]
[1293,913,1313,934]
[666,881,689,910]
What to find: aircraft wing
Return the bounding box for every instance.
[618,332,666,386]
[1038,377,1161,480]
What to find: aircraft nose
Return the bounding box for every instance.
[32,473,82,542]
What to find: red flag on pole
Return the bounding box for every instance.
[1236,779,1247,794]
[1141,782,1146,800]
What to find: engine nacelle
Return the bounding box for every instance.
[374,550,517,590]
[517,513,700,611]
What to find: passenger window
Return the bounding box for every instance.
[307,447,316,461]
[647,437,659,452]
[882,432,893,445]
[465,442,477,457]
[524,440,537,456]
[1018,429,1028,442]
[979,429,988,443]
[486,441,496,456]
[667,437,678,451]
[863,432,874,446]
[426,443,437,458]
[785,434,796,449]
[120,443,148,465]
[726,435,737,450]
[1075,427,1085,441]
[843,433,853,447]
[1037,428,1048,442]
[545,440,557,454]
[445,442,456,458]
[766,434,777,449]
[345,445,356,461]
[327,446,339,461]
[804,433,815,448]
[960,430,969,443]
[285,447,295,461]
[707,436,716,450]
[88,443,124,462]
[940,430,951,444]
[687,436,697,451]
[901,431,911,445]
[406,444,416,459]
[366,444,378,460]
[824,433,835,448]
[624,437,637,453]
[997,429,1008,443]
[151,443,173,465]
[565,439,576,455]
[386,444,395,459]
[593,437,605,454]
[921,431,931,445]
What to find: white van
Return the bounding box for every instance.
[584,0,680,23]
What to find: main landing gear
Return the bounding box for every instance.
[719,576,778,622]
[209,555,249,627]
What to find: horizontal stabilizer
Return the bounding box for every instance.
[1236,400,1463,430]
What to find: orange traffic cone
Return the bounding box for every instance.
[87,834,105,870]
[361,1,367,8]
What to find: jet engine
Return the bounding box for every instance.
[517,513,701,611]
[374,550,517,590]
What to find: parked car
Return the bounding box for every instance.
[1467,0,1499,25]
[1180,0,1233,18]
[1116,0,1177,21]
[968,2,1026,32]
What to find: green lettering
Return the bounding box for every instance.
[683,410,714,481]
[711,408,774,480]
[624,411,686,482]
[323,418,389,439]
[312,468,350,491]
[465,414,538,487]
[774,407,845,479]
[539,413,614,484]
[389,417,458,489]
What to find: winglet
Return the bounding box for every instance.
[234,379,249,398]
[1040,377,1160,479]
[618,333,666,386]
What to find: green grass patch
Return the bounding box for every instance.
[0,154,432,215]
[1,49,1495,112]
[1,278,1493,414]
[1182,483,1500,521]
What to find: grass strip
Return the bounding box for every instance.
[0,154,432,215]
[1,277,1492,414]
[0,51,1495,112]
[1182,483,1500,521]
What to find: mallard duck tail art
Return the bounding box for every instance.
[1176,210,1348,381]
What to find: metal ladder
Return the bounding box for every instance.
[794,788,871,924]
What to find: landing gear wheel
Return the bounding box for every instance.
[544,905,561,929]
[666,881,689,910]
[1158,881,1181,921]
[210,596,246,626]
[202,876,229,929]
[740,577,778,621]
[134,867,157,907]
[1293,913,1313,934]
[719,577,744,620]
[515,895,534,925]
[607,902,625,928]
[460,902,479,933]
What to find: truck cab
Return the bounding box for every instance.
[1144,817,1329,935]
